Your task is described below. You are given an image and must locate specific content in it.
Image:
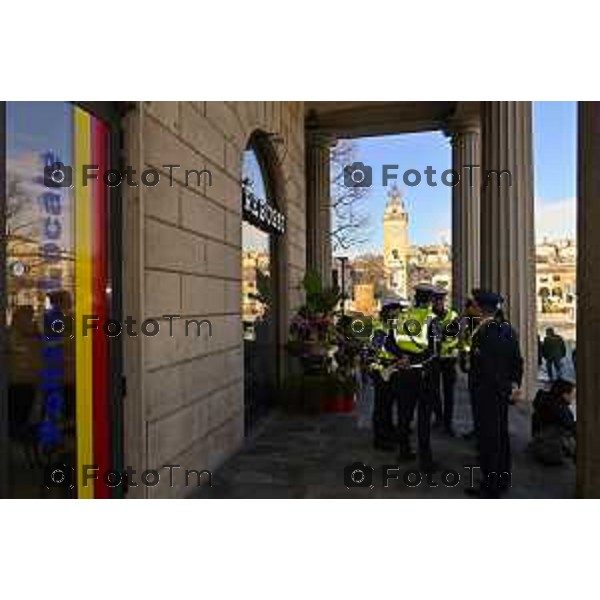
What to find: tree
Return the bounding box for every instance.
[329,139,372,252]
[351,253,386,298]
[408,263,433,292]
[6,172,35,237]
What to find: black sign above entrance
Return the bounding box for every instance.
[242,179,286,235]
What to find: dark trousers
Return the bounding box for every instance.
[474,385,511,494]
[432,366,443,423]
[546,358,563,381]
[372,374,397,444]
[417,366,434,465]
[395,366,432,464]
[392,371,416,454]
[439,357,457,429]
[468,376,481,438]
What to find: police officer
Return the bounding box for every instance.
[387,283,440,469]
[458,294,480,440]
[467,290,523,498]
[368,303,402,451]
[431,288,460,436]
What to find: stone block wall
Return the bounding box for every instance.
[121,102,306,498]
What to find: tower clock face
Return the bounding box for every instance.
[10,261,27,277]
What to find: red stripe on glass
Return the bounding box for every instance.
[91,115,111,498]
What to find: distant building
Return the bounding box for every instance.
[408,243,452,295]
[242,250,270,325]
[383,186,410,298]
[343,190,577,324]
[535,238,576,321]
[352,283,376,316]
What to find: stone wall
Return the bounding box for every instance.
[122,102,306,498]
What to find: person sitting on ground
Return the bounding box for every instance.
[530,379,576,465]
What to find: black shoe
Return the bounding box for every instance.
[374,440,396,452]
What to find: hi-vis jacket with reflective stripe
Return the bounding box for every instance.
[368,327,396,371]
[394,306,434,355]
[439,308,460,358]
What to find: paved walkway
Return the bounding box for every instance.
[192,373,576,499]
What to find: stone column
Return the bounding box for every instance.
[305,127,332,286]
[450,122,481,311]
[480,102,536,396]
[576,102,600,498]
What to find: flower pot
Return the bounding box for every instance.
[320,396,337,413]
[320,395,355,413]
[340,395,355,413]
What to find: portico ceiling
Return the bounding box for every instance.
[304,101,480,138]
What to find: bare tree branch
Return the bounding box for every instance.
[329,139,372,253]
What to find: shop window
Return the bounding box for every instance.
[241,137,284,434]
[1,102,122,498]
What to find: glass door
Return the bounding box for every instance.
[241,144,280,434]
[1,101,122,498]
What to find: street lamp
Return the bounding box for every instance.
[336,256,349,315]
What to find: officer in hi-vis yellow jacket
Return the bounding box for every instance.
[386,283,441,470]
[368,302,404,451]
[431,287,461,436]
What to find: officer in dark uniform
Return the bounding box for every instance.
[467,291,523,498]
[458,293,483,441]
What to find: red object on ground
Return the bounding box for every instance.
[320,395,355,413]
[341,395,355,412]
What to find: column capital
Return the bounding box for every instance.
[305,110,336,147]
[306,127,335,148]
[444,117,481,143]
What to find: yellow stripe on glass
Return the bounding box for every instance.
[74,107,94,498]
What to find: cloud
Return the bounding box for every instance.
[535,197,576,240]
[432,228,451,245]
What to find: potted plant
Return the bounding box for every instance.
[286,269,340,374]
[319,373,357,413]
[337,375,359,413]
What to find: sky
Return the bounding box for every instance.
[5,101,576,257]
[242,148,271,251]
[333,101,577,256]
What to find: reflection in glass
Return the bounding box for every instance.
[3,102,113,498]
[242,146,277,433]
[5,102,75,497]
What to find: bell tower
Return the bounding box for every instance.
[383,185,410,298]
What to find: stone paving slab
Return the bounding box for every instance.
[191,374,575,499]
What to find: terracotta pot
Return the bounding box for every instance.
[320,396,336,413]
[320,395,355,413]
[340,395,355,412]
